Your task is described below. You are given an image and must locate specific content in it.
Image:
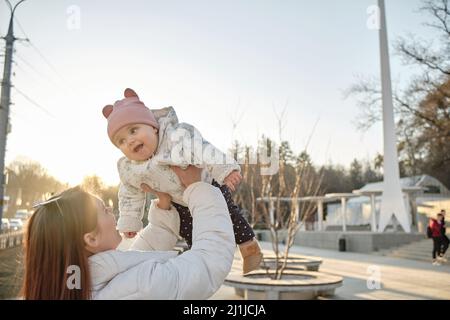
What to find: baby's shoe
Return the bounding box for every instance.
[239,238,263,274]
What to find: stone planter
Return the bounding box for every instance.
[261,253,322,272]
[225,269,343,300]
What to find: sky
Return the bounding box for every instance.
[0,0,439,186]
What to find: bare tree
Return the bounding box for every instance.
[234,108,323,279]
[81,175,105,197]
[5,159,67,216]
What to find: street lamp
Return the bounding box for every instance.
[0,0,27,228]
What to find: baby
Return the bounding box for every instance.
[102,88,262,274]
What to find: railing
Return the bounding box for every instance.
[0,231,24,250]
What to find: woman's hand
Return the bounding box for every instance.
[170,165,202,188]
[140,183,172,210]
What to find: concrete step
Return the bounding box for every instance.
[380,238,449,263]
[400,242,432,248]
[390,252,432,259]
[391,247,432,255]
[389,253,449,264]
[393,241,432,249]
[380,245,429,254]
[392,242,432,249]
[389,252,433,260]
[388,250,448,260]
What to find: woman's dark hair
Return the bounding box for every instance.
[22,187,98,299]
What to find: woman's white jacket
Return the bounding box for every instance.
[88,182,235,299]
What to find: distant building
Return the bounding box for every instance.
[325,175,450,232]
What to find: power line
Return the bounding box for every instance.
[12,86,56,118]
[12,58,38,81]
[12,14,28,40]
[12,59,68,103]
[13,51,67,92]
[13,15,82,101]
[14,16,66,82]
[14,51,47,78]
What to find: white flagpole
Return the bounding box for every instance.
[378,0,410,232]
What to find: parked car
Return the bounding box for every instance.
[8,218,23,231]
[1,218,10,233]
[15,209,32,221]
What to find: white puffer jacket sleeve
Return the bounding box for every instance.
[116,181,146,233]
[94,182,235,299]
[129,199,181,251]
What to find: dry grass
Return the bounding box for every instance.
[0,246,23,299]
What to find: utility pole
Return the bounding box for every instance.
[0,0,26,228]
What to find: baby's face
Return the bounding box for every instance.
[113,124,159,161]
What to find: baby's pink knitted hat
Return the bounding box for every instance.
[102,88,159,144]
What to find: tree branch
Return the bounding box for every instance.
[421,0,450,37]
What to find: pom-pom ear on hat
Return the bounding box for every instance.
[124,88,139,99]
[102,105,113,119]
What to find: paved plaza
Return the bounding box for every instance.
[210,241,450,300]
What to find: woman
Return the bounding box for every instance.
[22,166,235,299]
[429,213,445,266]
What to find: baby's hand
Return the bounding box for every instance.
[124,232,137,238]
[223,170,242,192]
